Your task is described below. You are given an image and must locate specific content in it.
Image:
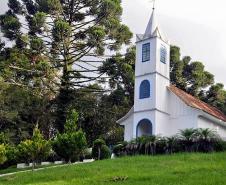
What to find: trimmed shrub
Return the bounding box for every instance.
[100,145,111,159]
[92,139,111,160]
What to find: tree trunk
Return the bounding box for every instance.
[98,147,101,160]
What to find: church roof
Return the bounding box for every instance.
[168,85,226,122]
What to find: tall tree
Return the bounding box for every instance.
[203,83,226,114]
[0,0,132,132]
[170,46,214,96]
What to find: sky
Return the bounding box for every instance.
[121,0,226,86]
[0,0,226,86]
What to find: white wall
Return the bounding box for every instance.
[155,111,171,136]
[122,114,134,141]
[169,91,198,135]
[198,116,226,140]
[156,38,170,79]
[134,74,156,112]
[135,38,156,77]
[155,74,170,113]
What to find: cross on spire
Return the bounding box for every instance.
[150,0,156,10]
[153,0,156,10]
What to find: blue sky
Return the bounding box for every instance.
[1,0,226,86]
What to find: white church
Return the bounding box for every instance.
[117,8,226,141]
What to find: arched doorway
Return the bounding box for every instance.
[136,119,152,138]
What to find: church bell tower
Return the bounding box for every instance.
[133,6,171,138]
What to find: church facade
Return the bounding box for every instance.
[117,8,226,141]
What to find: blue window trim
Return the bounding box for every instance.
[139,80,150,99]
[142,43,150,62]
[160,45,167,64]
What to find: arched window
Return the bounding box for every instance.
[139,80,150,99]
[160,45,167,64]
[136,119,152,138]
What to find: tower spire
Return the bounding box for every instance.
[144,4,157,38]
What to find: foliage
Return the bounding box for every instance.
[0,144,7,165]
[52,110,87,162]
[71,84,127,146]
[170,46,214,96]
[113,128,222,157]
[92,139,111,160]
[17,126,51,169]
[170,46,226,113]
[5,145,18,166]
[52,130,87,162]
[0,0,132,133]
[0,132,10,145]
[0,80,53,144]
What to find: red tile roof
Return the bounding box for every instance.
[168,85,226,122]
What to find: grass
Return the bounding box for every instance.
[0,163,64,175]
[1,152,226,185]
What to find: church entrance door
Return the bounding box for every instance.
[136,119,152,138]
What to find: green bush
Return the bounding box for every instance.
[0,145,19,169]
[6,145,18,164]
[92,139,111,160]
[52,130,87,162]
[92,144,111,160]
[52,110,87,163]
[214,140,226,152]
[100,145,111,159]
[0,144,7,165]
[17,126,51,169]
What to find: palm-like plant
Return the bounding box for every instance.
[166,136,178,154]
[145,135,160,155]
[126,139,138,156]
[179,128,197,152]
[196,128,220,152]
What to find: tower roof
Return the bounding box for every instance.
[144,8,158,38]
[136,8,167,42]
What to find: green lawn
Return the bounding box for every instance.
[1,152,226,185]
[0,163,64,175]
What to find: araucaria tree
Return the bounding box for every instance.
[0,0,132,132]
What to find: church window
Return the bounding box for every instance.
[142,43,150,62]
[139,80,150,99]
[160,45,167,64]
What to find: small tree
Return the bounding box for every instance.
[0,144,7,165]
[17,126,51,170]
[52,110,87,163]
[92,139,111,160]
